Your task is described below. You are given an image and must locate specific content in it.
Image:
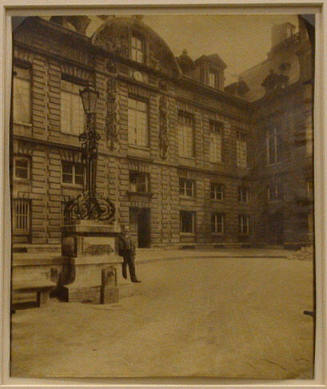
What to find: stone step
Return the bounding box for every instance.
[13,244,61,254]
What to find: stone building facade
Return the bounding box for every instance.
[11,16,313,249]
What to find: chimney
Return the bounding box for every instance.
[271,23,296,49]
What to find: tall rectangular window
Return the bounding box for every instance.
[13,155,30,180]
[61,79,85,136]
[209,120,223,163]
[131,34,145,63]
[179,178,195,197]
[239,215,250,234]
[267,179,282,201]
[61,161,84,186]
[208,70,217,88]
[180,211,195,234]
[13,198,31,236]
[129,171,150,193]
[210,183,224,200]
[211,213,224,233]
[266,128,281,165]
[236,132,247,168]
[13,66,31,124]
[128,97,148,147]
[178,111,194,158]
[238,186,249,203]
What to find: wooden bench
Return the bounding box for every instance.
[12,280,56,308]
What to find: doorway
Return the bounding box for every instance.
[129,207,151,248]
[268,212,284,245]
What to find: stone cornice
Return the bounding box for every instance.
[175,77,252,110]
[13,135,256,181]
[14,17,252,114]
[14,40,95,73]
[14,16,92,46]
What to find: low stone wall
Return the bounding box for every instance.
[12,254,65,285]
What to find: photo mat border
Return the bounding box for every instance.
[0,0,326,387]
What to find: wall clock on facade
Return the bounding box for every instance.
[133,71,144,82]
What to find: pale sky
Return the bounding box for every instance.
[141,15,299,84]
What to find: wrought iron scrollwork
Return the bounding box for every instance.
[159,95,169,159]
[106,76,120,151]
[63,84,116,224]
[65,192,115,223]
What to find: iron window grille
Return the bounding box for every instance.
[12,198,31,236]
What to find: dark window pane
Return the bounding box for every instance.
[75,164,84,175]
[15,168,28,179]
[62,173,73,184]
[62,162,73,174]
[180,211,194,233]
[75,174,84,186]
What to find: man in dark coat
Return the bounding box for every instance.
[118,225,141,283]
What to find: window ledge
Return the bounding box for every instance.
[14,178,31,184]
[266,161,283,167]
[180,195,195,200]
[14,121,32,127]
[180,232,195,236]
[128,144,150,151]
[179,156,195,161]
[61,183,83,189]
[60,131,81,137]
[127,191,153,198]
[236,165,249,169]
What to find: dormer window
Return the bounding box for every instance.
[208,69,217,88]
[131,34,145,63]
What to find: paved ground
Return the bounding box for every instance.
[10,254,314,379]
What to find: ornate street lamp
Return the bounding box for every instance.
[64,84,115,223]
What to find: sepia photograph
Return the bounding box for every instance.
[8,12,315,380]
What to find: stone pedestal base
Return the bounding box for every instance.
[59,221,122,304]
[60,285,101,303]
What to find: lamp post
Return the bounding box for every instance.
[79,85,100,204]
[65,84,115,223]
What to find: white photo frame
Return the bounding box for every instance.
[0,1,326,387]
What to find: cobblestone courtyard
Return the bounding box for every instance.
[10,254,314,379]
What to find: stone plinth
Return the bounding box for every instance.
[58,220,122,303]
